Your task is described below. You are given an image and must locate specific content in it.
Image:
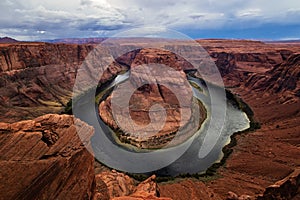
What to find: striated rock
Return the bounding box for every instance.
[159,179,222,200]
[93,171,172,200]
[257,168,300,200]
[93,170,135,199]
[112,175,172,200]
[246,53,300,96]
[0,63,77,122]
[0,43,127,123]
[0,43,94,72]
[126,175,160,199]
[0,114,95,200]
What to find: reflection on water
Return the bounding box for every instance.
[74,72,250,176]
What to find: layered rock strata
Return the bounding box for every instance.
[0,114,95,200]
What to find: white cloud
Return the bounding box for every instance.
[0,0,299,40]
[236,9,262,17]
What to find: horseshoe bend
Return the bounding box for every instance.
[0,38,300,199]
[98,49,208,149]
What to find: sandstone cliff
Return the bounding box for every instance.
[0,43,93,72]
[0,43,128,123]
[246,53,300,97]
[0,114,95,200]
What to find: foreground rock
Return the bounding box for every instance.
[0,114,95,200]
[258,168,300,200]
[159,179,222,200]
[93,170,172,200]
[93,170,135,199]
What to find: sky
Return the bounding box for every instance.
[0,0,300,41]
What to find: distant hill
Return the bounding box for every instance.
[265,39,300,43]
[44,38,107,44]
[0,37,19,43]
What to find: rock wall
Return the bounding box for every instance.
[246,53,300,96]
[0,43,93,72]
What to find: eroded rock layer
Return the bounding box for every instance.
[0,114,95,200]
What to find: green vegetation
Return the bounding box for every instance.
[226,89,261,131]
[189,81,203,92]
[37,99,62,107]
[62,85,97,115]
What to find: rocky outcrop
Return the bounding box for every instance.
[226,191,253,200]
[113,175,172,200]
[93,171,172,200]
[257,168,300,200]
[99,49,206,149]
[0,114,95,200]
[93,170,135,199]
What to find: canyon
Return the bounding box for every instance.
[0,39,299,199]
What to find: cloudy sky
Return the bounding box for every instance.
[0,0,300,40]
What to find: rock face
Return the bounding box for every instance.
[258,168,300,200]
[0,63,77,122]
[0,114,95,200]
[246,53,300,97]
[202,43,300,199]
[0,43,93,72]
[0,43,93,122]
[0,43,128,123]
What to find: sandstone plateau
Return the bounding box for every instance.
[0,39,299,199]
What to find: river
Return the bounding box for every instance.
[73,71,250,176]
